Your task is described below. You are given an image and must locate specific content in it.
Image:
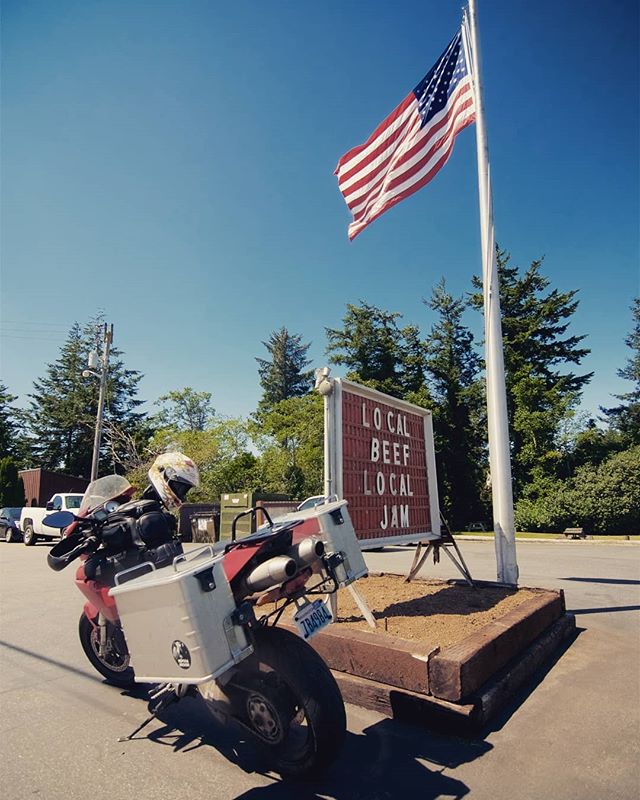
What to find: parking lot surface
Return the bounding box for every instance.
[1,539,638,799]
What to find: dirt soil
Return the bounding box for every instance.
[263,575,540,649]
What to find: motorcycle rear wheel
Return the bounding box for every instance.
[78,614,136,688]
[227,625,346,779]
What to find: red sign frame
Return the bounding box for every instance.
[326,379,440,547]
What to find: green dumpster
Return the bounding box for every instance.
[219,491,290,540]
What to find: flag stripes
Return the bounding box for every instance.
[335,27,476,240]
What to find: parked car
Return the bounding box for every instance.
[296,495,329,512]
[20,493,84,545]
[0,507,23,543]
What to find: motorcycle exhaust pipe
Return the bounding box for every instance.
[288,536,325,567]
[241,555,298,594]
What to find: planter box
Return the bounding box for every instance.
[293,623,438,694]
[284,582,575,732]
[428,589,565,702]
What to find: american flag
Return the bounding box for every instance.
[335,27,476,240]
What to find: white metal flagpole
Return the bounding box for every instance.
[464,0,518,585]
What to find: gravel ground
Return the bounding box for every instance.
[261,574,539,648]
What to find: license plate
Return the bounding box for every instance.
[293,599,333,640]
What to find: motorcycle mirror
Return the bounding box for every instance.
[43,511,76,528]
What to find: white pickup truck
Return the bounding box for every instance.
[20,493,84,546]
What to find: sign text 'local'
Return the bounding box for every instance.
[362,403,414,530]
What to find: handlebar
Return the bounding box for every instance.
[47,532,98,572]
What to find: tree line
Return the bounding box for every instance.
[1,252,638,534]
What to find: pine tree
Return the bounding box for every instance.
[424,281,486,529]
[0,457,25,506]
[602,297,640,445]
[0,382,21,460]
[326,303,407,398]
[256,328,313,414]
[326,301,431,403]
[471,250,592,495]
[23,316,144,477]
[400,324,429,399]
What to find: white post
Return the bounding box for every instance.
[315,367,335,498]
[323,393,331,498]
[465,1,518,585]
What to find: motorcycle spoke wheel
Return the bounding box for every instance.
[78,614,136,688]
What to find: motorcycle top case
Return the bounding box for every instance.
[109,546,253,683]
[282,500,368,588]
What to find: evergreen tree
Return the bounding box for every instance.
[0,457,25,506]
[601,297,640,445]
[326,302,429,400]
[325,302,407,398]
[471,250,592,495]
[23,316,144,477]
[424,281,486,529]
[0,382,21,460]
[256,328,313,413]
[400,324,429,399]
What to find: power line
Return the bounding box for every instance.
[0,333,67,341]
[0,322,70,331]
[0,328,68,335]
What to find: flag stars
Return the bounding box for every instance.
[413,29,470,126]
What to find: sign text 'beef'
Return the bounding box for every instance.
[340,387,435,542]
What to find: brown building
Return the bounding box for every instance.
[19,469,90,507]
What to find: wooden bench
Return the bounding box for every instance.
[563,527,585,539]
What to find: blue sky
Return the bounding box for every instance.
[1,0,638,423]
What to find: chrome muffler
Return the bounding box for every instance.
[241,556,297,594]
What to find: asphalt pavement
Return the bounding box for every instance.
[1,538,638,800]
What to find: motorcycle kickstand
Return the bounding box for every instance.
[117,683,190,742]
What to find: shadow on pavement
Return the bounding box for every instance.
[562,577,640,585]
[134,692,489,800]
[567,605,640,615]
[2,631,489,798]
[481,624,583,736]
[0,638,107,683]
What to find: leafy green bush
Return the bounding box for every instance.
[515,446,640,534]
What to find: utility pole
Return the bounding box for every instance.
[85,323,113,482]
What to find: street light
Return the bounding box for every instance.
[83,324,113,482]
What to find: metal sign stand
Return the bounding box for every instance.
[327,584,377,629]
[405,515,474,586]
[347,583,377,628]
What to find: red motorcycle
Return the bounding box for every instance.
[45,461,365,779]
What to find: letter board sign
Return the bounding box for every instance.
[325,379,440,547]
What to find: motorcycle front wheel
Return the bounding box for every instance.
[78,613,136,689]
[226,625,346,779]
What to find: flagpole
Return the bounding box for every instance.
[464,0,518,585]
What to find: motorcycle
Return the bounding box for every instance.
[44,469,366,779]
